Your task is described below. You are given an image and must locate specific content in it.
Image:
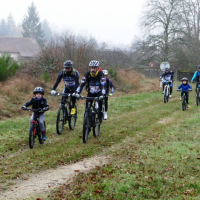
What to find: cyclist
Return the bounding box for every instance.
[102,69,114,120]
[76,60,104,122]
[191,65,200,94]
[160,67,174,97]
[177,77,192,107]
[21,87,49,140]
[51,60,79,115]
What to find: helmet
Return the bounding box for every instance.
[181,77,188,82]
[165,67,169,71]
[198,65,200,69]
[89,60,100,67]
[63,60,73,69]
[103,70,108,75]
[33,87,44,95]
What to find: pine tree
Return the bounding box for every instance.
[7,13,16,36]
[22,2,44,46]
[0,19,9,36]
[41,19,52,43]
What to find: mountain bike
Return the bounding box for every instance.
[196,82,200,106]
[177,90,192,111]
[80,96,103,143]
[21,108,45,149]
[163,80,172,103]
[55,93,77,134]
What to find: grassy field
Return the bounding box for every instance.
[1,89,200,199]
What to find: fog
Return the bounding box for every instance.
[1,0,145,47]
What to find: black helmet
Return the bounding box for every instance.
[33,87,44,95]
[181,77,188,82]
[198,65,200,69]
[63,60,73,69]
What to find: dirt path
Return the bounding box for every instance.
[0,155,111,200]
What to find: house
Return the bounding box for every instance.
[0,37,40,64]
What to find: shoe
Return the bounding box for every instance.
[70,108,76,115]
[42,134,47,140]
[104,112,107,120]
[169,95,172,98]
[180,97,182,101]
[162,91,164,94]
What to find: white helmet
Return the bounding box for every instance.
[89,60,100,67]
[103,70,108,75]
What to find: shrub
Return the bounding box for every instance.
[42,72,50,82]
[0,55,20,81]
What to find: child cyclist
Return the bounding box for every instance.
[177,77,192,107]
[21,87,49,140]
[102,70,114,120]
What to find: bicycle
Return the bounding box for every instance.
[177,90,192,111]
[163,80,172,103]
[55,93,77,134]
[195,82,200,106]
[21,108,45,149]
[80,96,103,143]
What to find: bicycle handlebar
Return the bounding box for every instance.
[53,92,74,97]
[78,96,104,101]
[21,107,40,112]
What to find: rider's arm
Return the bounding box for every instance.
[191,71,197,81]
[43,99,49,111]
[109,79,114,94]
[23,98,34,107]
[75,70,80,89]
[188,84,192,90]
[76,74,88,94]
[52,71,63,90]
[177,84,182,90]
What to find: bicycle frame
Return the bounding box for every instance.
[163,80,171,103]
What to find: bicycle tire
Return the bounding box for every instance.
[38,121,45,144]
[93,113,100,137]
[29,124,35,149]
[164,87,167,103]
[69,104,77,130]
[56,106,65,135]
[102,100,105,121]
[182,96,186,111]
[196,89,199,106]
[83,112,90,143]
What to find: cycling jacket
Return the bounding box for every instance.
[177,83,192,92]
[104,77,114,94]
[77,70,104,94]
[191,71,200,82]
[161,71,174,81]
[23,97,49,114]
[52,69,79,91]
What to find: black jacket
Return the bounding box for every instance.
[23,97,49,114]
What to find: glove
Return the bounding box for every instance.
[75,93,80,99]
[21,106,27,110]
[38,108,43,112]
[99,96,104,100]
[109,93,113,96]
[177,89,180,91]
[51,90,56,95]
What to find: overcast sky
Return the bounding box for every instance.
[1,0,145,47]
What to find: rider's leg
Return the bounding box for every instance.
[29,113,34,131]
[170,86,173,95]
[38,114,46,140]
[186,92,189,104]
[104,96,108,120]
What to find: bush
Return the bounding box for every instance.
[42,72,50,82]
[108,67,119,81]
[0,55,20,81]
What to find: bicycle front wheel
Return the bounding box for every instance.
[164,87,168,103]
[197,89,200,106]
[69,105,77,130]
[182,97,186,111]
[93,113,100,137]
[83,112,90,143]
[29,124,35,149]
[56,106,65,135]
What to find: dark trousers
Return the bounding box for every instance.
[86,92,103,120]
[63,88,76,108]
[181,91,189,103]
[105,96,108,112]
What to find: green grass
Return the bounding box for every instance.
[1,90,200,199]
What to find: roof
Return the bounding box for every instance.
[0,37,40,57]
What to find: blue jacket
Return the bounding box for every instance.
[191,71,200,82]
[177,83,192,92]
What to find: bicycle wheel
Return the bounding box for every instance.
[69,104,77,130]
[196,89,199,106]
[38,121,45,144]
[182,97,186,111]
[56,106,65,135]
[164,87,168,103]
[102,100,105,121]
[93,113,100,137]
[83,112,90,143]
[29,124,35,149]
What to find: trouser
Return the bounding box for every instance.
[181,92,189,103]
[86,92,103,120]
[104,96,108,112]
[63,88,76,108]
[163,84,173,95]
[30,113,45,132]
